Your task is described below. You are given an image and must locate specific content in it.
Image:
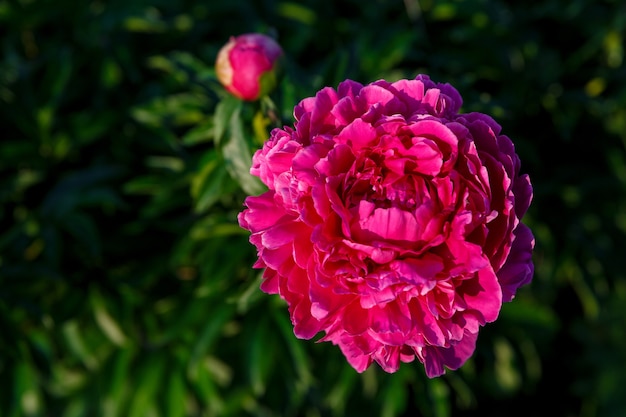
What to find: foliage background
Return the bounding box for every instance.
[1,0,625,416]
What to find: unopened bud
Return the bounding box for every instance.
[215,33,283,101]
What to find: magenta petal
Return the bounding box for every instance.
[439,330,478,370]
[391,78,425,102]
[336,118,378,149]
[420,330,478,378]
[337,336,374,372]
[291,315,321,340]
[309,276,345,320]
[390,256,443,288]
[513,174,533,217]
[358,205,420,242]
[408,119,459,150]
[461,267,502,323]
[359,83,396,108]
[261,245,293,272]
[261,222,297,249]
[343,299,370,335]
[240,193,285,232]
[259,268,279,294]
[291,143,329,183]
[369,302,412,338]
[309,87,338,133]
[315,143,354,177]
[498,223,535,302]
[292,299,323,339]
[412,299,446,346]
[360,286,398,309]
[373,346,404,373]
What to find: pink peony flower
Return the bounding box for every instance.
[215,33,283,101]
[238,75,534,377]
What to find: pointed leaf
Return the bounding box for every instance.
[221,104,265,195]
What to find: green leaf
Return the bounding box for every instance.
[123,14,168,33]
[102,347,135,417]
[236,273,264,314]
[272,307,313,393]
[428,378,451,417]
[69,110,118,146]
[123,176,163,195]
[62,320,98,370]
[128,354,166,417]
[60,211,101,261]
[147,51,217,90]
[213,95,241,147]
[44,47,73,109]
[91,291,128,347]
[188,302,236,369]
[165,363,187,417]
[40,165,123,218]
[493,337,522,392]
[153,296,205,346]
[190,149,230,213]
[500,299,559,331]
[247,315,274,396]
[187,359,223,413]
[181,117,214,145]
[381,373,409,417]
[131,93,209,128]
[13,359,42,417]
[325,365,359,415]
[219,101,265,195]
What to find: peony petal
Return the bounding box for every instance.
[392,78,426,103]
[460,266,502,323]
[309,270,347,320]
[390,256,443,289]
[261,245,293,272]
[261,222,296,249]
[408,119,459,153]
[291,142,329,184]
[358,204,421,242]
[422,88,444,114]
[447,237,490,274]
[259,268,279,294]
[411,298,446,346]
[292,300,324,339]
[240,193,285,232]
[418,329,478,378]
[373,346,403,373]
[359,83,404,114]
[498,223,535,302]
[336,118,378,149]
[309,87,339,134]
[343,299,370,335]
[315,143,354,177]
[513,174,533,217]
[359,286,398,309]
[336,336,374,372]
[369,302,412,339]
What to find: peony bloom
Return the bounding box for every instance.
[215,33,283,101]
[238,75,534,377]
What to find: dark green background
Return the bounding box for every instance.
[1,0,625,416]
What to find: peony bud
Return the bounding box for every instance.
[215,33,283,101]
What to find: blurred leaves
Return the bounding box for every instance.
[1,0,625,416]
